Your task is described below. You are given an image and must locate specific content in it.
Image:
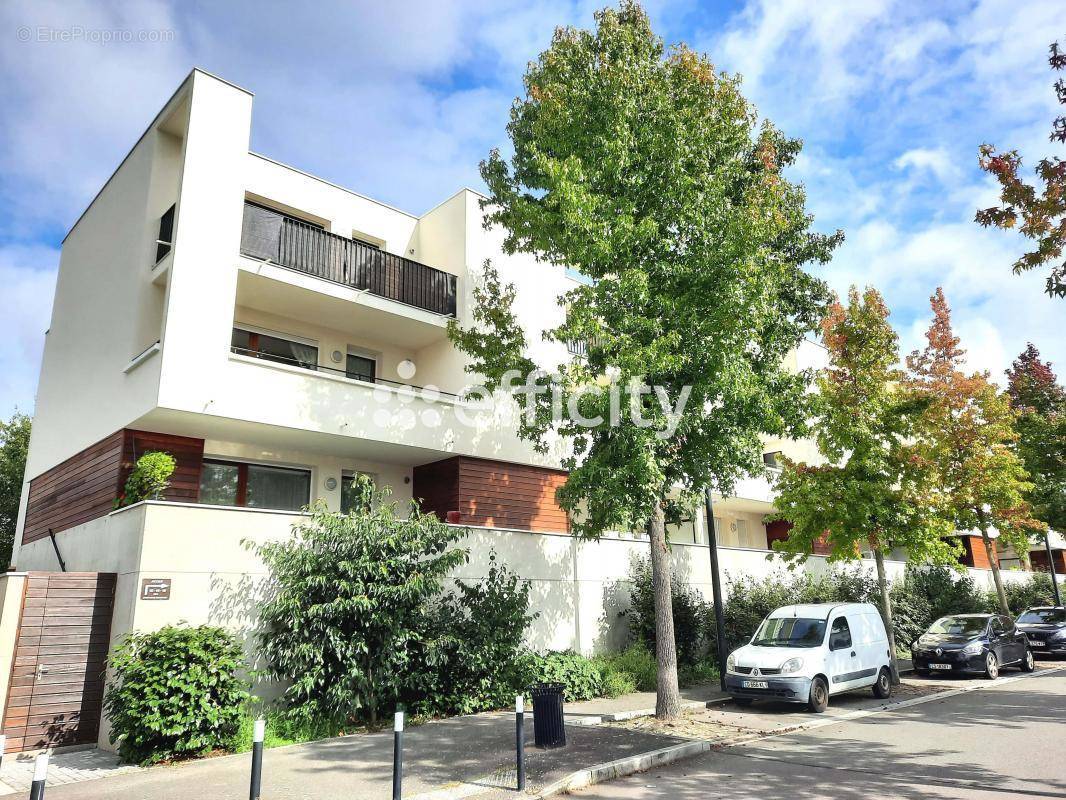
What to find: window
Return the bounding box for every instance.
[198,459,310,512]
[990,617,1008,637]
[155,204,175,263]
[341,472,374,514]
[345,352,376,383]
[829,617,852,650]
[753,617,827,648]
[232,327,318,371]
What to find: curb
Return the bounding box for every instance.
[534,664,1065,798]
[532,739,712,799]
[566,696,732,727]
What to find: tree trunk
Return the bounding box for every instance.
[871,545,900,685]
[980,518,1010,615]
[648,504,682,720]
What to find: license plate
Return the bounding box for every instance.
[742,680,769,689]
[930,663,952,670]
[1030,640,1045,647]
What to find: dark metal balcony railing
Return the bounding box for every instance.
[240,201,457,317]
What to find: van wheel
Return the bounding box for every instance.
[872,667,892,699]
[1020,649,1035,673]
[984,652,999,680]
[808,677,828,713]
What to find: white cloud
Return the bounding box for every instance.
[894,147,958,183]
[0,244,58,415]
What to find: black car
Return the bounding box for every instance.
[1015,606,1066,656]
[911,613,1035,678]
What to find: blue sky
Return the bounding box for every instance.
[1,0,1063,419]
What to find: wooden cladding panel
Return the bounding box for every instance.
[21,432,125,545]
[960,535,997,570]
[22,429,205,546]
[119,429,204,504]
[2,573,116,754]
[763,519,831,556]
[413,456,569,533]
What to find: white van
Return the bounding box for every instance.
[724,602,893,713]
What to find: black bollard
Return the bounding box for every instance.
[392,710,404,800]
[249,718,265,800]
[28,752,48,800]
[516,695,526,792]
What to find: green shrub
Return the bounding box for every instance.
[707,568,879,652]
[890,565,986,646]
[229,709,345,752]
[416,555,537,716]
[1003,572,1059,615]
[624,557,710,664]
[599,667,638,698]
[678,657,720,687]
[595,645,657,692]
[116,451,175,508]
[526,650,603,701]
[104,624,249,765]
[252,488,468,727]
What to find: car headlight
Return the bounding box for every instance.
[726,653,736,673]
[780,657,803,674]
[961,640,984,656]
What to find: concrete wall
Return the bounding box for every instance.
[0,573,27,729]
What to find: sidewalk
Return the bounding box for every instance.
[5,704,689,799]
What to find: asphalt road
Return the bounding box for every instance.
[576,666,1066,799]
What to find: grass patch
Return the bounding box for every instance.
[229,710,348,753]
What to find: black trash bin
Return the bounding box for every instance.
[531,682,566,748]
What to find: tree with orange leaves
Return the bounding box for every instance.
[976,41,1066,298]
[906,289,1046,614]
[773,287,955,681]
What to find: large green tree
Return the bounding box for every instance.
[771,288,955,681]
[906,290,1045,614]
[451,1,838,718]
[1006,344,1066,532]
[0,411,31,568]
[976,40,1066,298]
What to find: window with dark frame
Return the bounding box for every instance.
[340,473,374,514]
[830,616,852,649]
[231,327,318,371]
[198,459,311,512]
[155,204,175,263]
[345,353,376,383]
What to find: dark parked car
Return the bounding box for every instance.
[911,614,1035,678]
[1015,606,1066,656]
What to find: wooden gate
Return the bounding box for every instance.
[2,572,116,753]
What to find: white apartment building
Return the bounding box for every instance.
[1,69,1060,754]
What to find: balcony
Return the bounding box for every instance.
[240,201,457,317]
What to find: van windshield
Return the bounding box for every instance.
[752,617,827,648]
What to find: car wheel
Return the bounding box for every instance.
[808,676,829,713]
[984,651,999,680]
[733,698,753,707]
[872,667,892,699]
[1020,649,1035,673]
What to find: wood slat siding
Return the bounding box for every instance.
[413,456,569,533]
[22,429,205,546]
[960,535,997,570]
[764,519,832,555]
[119,430,204,504]
[2,573,116,754]
[21,432,125,545]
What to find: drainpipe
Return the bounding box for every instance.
[47,529,67,573]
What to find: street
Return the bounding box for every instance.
[576,667,1066,799]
